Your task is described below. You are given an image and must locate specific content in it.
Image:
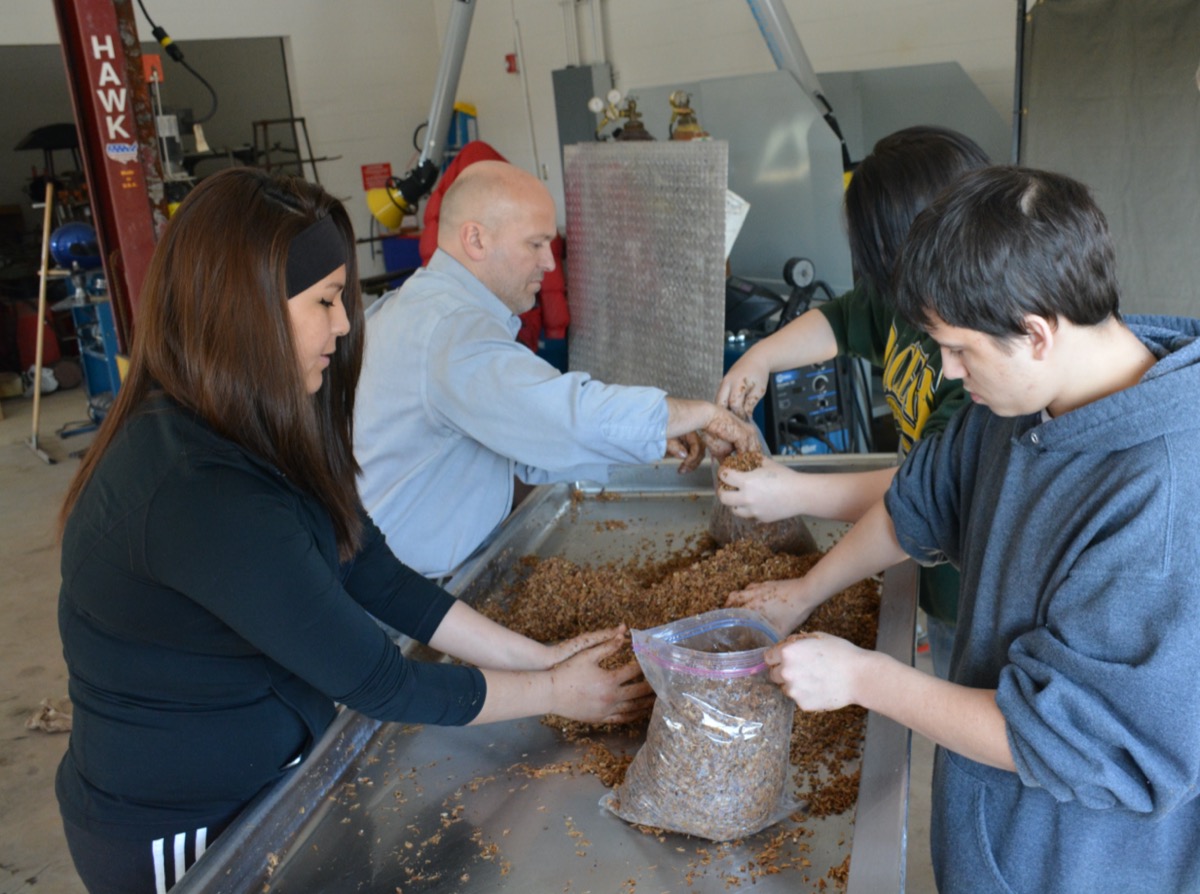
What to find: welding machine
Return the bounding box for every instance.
[765,358,853,454]
[724,258,854,454]
[723,332,849,454]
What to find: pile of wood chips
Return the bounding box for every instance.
[479,534,880,820]
[716,449,764,490]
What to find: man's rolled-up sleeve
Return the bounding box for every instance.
[426,311,669,472]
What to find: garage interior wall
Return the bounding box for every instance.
[0,40,293,216]
[1021,0,1200,316]
[2,1,443,278]
[3,1,1015,279]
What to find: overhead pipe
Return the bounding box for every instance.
[367,0,477,226]
[1011,0,1027,164]
[588,0,607,64]
[744,0,852,169]
[561,0,581,67]
[419,0,476,172]
[512,15,544,177]
[745,0,824,104]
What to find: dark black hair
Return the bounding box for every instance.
[844,125,991,299]
[894,165,1121,340]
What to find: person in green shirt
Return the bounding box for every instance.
[715,125,990,678]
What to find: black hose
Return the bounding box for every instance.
[137,0,219,124]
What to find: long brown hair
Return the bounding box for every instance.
[60,167,365,559]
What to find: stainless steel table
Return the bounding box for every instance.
[174,456,916,894]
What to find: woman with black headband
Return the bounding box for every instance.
[54,167,651,894]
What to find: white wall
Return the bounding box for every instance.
[3,0,1016,275]
[446,0,1015,232]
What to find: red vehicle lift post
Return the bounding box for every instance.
[52,0,168,350]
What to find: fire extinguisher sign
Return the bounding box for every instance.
[361,163,393,191]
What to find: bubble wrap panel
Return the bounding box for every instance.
[564,141,727,400]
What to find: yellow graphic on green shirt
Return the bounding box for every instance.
[883,324,940,456]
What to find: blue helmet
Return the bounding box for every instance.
[49,221,102,270]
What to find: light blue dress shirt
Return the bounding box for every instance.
[355,250,669,578]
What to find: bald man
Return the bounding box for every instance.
[355,161,755,579]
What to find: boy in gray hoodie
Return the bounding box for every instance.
[737,166,1200,893]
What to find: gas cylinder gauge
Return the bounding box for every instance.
[589,90,625,139]
[783,256,815,289]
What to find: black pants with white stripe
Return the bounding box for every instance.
[62,816,232,894]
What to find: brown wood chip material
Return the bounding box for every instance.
[480,535,880,830]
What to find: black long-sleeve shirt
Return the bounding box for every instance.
[57,396,485,839]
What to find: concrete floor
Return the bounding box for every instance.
[1,389,93,894]
[0,387,939,894]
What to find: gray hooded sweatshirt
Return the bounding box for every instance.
[886,315,1200,894]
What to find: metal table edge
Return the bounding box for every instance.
[846,558,918,894]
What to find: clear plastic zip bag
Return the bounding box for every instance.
[707,429,818,555]
[601,608,797,841]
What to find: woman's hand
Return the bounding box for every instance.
[717,455,806,523]
[764,632,867,712]
[548,633,654,725]
[430,603,632,673]
[716,354,770,419]
[541,626,626,669]
[726,577,816,636]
